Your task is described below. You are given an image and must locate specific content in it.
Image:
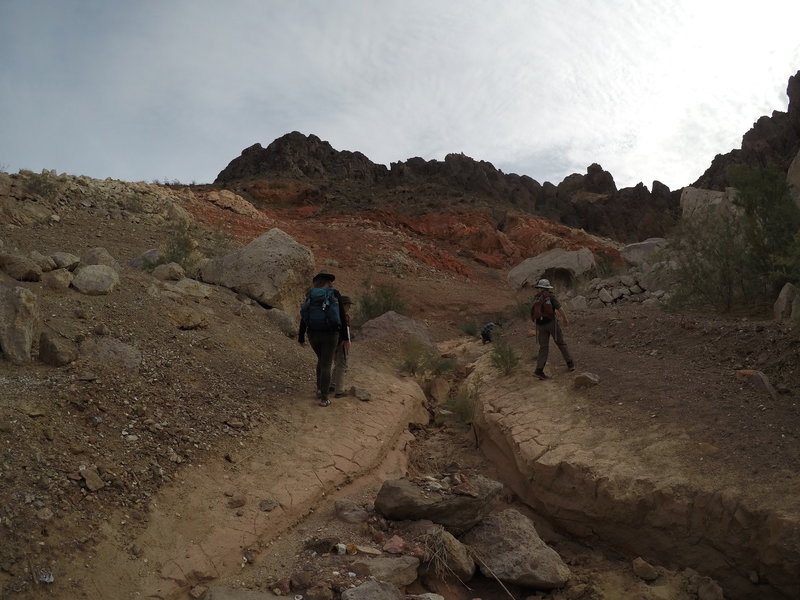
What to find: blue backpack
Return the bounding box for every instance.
[300,287,341,331]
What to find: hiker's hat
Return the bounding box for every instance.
[313,271,336,283]
[535,278,554,289]
[340,295,353,305]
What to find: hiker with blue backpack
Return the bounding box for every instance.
[298,272,350,407]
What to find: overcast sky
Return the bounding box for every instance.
[1,1,799,191]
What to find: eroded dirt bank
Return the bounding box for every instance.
[35,340,429,600]
[467,345,799,600]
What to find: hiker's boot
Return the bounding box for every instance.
[534,369,549,380]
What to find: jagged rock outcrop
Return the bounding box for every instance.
[215,132,388,184]
[214,133,679,243]
[693,70,800,190]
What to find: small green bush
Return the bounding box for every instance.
[491,338,520,375]
[359,281,405,321]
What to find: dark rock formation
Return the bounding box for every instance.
[693,70,800,190]
[215,132,387,184]
[215,133,679,243]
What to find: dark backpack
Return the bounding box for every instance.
[301,287,341,331]
[530,294,555,323]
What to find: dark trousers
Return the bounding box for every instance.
[308,330,339,399]
[535,319,573,371]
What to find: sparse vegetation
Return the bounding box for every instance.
[665,206,747,312]
[446,374,482,424]
[728,164,800,291]
[666,164,800,312]
[594,250,619,278]
[419,525,466,582]
[22,170,61,201]
[490,337,520,375]
[159,220,201,275]
[399,337,456,377]
[358,280,406,321]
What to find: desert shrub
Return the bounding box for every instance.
[490,338,520,375]
[665,208,748,312]
[359,281,405,321]
[665,164,800,312]
[459,320,479,337]
[159,220,200,275]
[594,250,619,278]
[419,526,465,580]
[728,163,800,290]
[400,337,455,376]
[123,192,146,213]
[446,374,482,424]
[23,170,60,201]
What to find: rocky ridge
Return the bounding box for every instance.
[693,70,800,189]
[213,135,681,244]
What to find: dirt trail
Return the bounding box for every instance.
[49,346,428,600]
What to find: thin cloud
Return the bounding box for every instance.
[1,1,799,189]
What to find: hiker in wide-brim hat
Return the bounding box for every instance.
[529,278,574,379]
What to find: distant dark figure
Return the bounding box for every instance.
[481,322,498,344]
[331,296,353,397]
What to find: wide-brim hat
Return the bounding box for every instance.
[313,271,336,282]
[534,278,554,289]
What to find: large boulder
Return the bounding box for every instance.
[79,247,120,271]
[0,285,39,364]
[461,508,570,589]
[201,190,262,218]
[508,247,595,290]
[71,264,120,295]
[374,475,503,535]
[619,238,668,267]
[200,228,313,313]
[774,282,800,322]
[680,186,739,220]
[358,311,435,346]
[0,253,42,281]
